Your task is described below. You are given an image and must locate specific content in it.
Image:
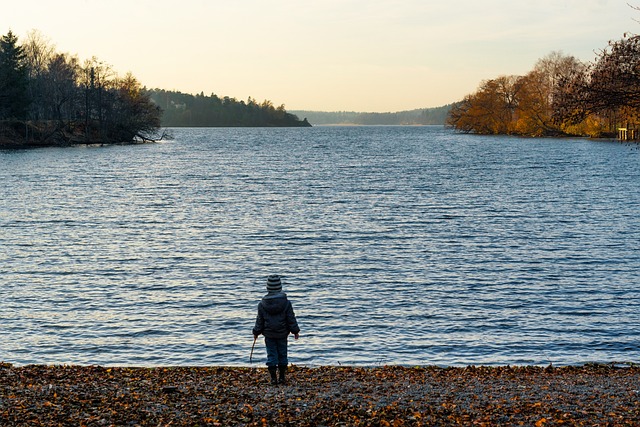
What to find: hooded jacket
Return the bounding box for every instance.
[253,292,300,339]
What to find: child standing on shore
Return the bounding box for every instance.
[252,274,300,385]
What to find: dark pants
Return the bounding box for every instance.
[264,337,288,367]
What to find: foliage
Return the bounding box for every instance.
[447,76,521,135]
[586,35,640,111]
[450,31,640,138]
[447,53,584,137]
[1,363,638,426]
[147,89,311,127]
[0,30,161,147]
[516,53,585,137]
[552,34,640,135]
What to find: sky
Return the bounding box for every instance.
[4,0,638,112]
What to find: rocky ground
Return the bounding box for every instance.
[1,363,638,426]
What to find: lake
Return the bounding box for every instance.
[1,126,639,367]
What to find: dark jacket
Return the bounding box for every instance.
[253,292,300,339]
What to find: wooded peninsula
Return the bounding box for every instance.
[0,31,309,148]
[446,34,640,139]
[146,89,310,128]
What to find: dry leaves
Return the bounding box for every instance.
[1,362,638,426]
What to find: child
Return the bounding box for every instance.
[252,274,300,385]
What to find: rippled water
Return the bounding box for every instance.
[2,126,639,367]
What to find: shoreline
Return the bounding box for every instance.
[1,363,638,426]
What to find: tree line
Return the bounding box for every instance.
[289,105,452,126]
[0,30,311,147]
[447,34,640,138]
[0,30,162,147]
[146,89,311,127]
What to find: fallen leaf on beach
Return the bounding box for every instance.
[0,364,639,426]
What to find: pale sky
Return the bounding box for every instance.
[4,0,637,112]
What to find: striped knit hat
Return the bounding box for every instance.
[266,274,282,292]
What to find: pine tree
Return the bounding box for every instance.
[0,31,29,120]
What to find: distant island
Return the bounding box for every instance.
[290,105,452,126]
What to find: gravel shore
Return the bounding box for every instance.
[1,363,638,426]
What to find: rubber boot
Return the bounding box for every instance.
[268,366,278,386]
[278,365,287,385]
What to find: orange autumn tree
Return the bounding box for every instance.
[515,53,585,136]
[448,52,585,136]
[447,75,521,134]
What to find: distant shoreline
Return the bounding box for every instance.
[290,105,452,126]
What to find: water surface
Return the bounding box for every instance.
[1,126,639,366]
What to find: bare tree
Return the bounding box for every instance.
[22,30,55,120]
[552,34,640,133]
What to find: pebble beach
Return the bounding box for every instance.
[1,363,638,426]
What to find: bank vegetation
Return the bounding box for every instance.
[0,30,163,147]
[447,34,640,139]
[0,30,310,148]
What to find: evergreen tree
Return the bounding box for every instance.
[0,31,29,120]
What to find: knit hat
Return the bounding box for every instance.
[266,274,282,292]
